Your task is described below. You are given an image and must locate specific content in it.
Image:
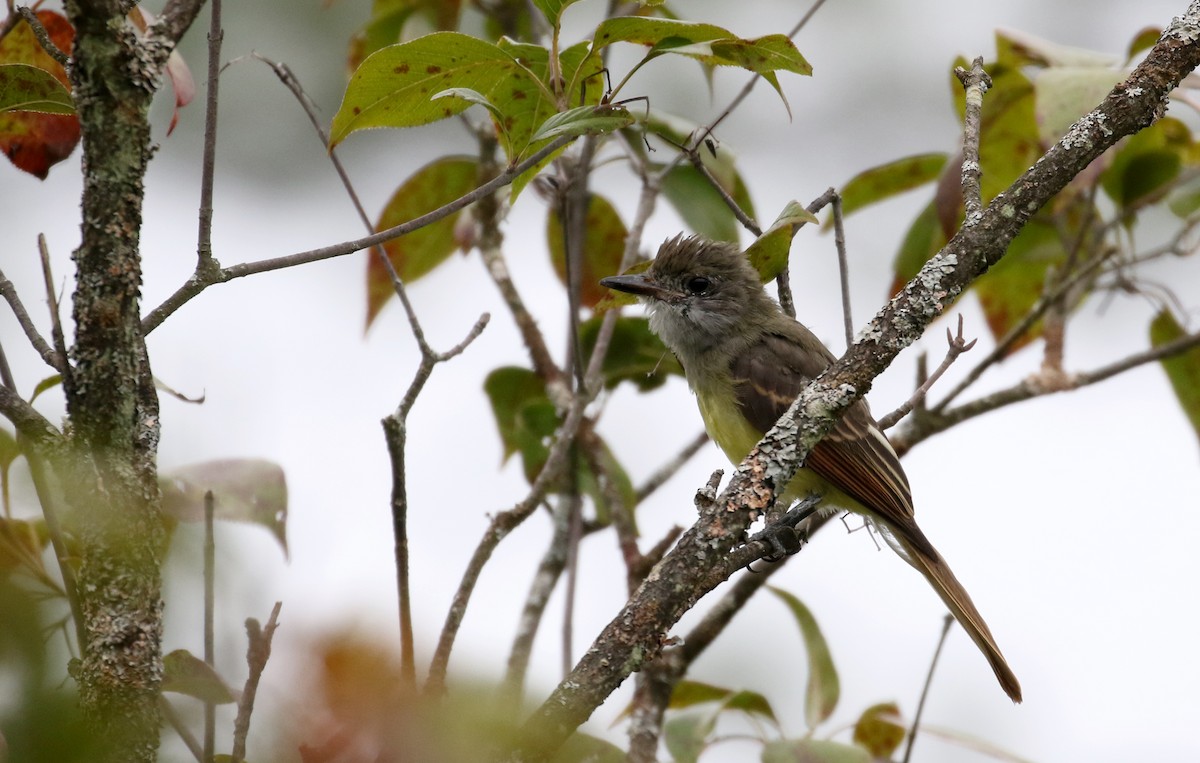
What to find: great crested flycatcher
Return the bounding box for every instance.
[601,234,1021,703]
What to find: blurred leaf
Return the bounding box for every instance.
[975,65,1039,202]
[549,732,625,763]
[664,710,715,763]
[745,201,817,282]
[852,702,906,759]
[160,459,288,555]
[578,314,681,391]
[836,152,947,223]
[29,374,62,402]
[1033,67,1126,145]
[366,156,478,327]
[162,649,237,704]
[761,738,871,763]
[0,427,19,471]
[1127,27,1161,62]
[1150,310,1200,447]
[769,587,839,729]
[973,216,1065,352]
[1100,118,1191,211]
[660,163,755,243]
[996,28,1119,69]
[668,680,733,709]
[0,64,74,115]
[888,200,946,296]
[0,517,49,577]
[1167,172,1200,218]
[547,193,629,308]
[0,10,79,178]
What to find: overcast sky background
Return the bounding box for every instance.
[3,0,1200,761]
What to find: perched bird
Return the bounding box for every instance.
[601,234,1021,702]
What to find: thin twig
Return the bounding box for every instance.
[203,491,216,762]
[38,236,70,383]
[16,6,69,66]
[831,193,853,348]
[0,266,63,372]
[877,315,976,430]
[903,614,954,763]
[159,697,204,762]
[195,0,223,269]
[896,326,1200,454]
[230,602,282,763]
[561,489,582,678]
[955,58,991,225]
[141,133,575,335]
[501,498,573,709]
[634,430,709,503]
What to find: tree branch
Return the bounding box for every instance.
[505,13,1200,759]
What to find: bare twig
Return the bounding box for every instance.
[877,315,976,430]
[955,58,991,225]
[159,697,204,762]
[0,266,63,372]
[896,327,1200,454]
[38,236,70,382]
[203,490,216,762]
[16,6,69,66]
[230,602,283,763]
[195,0,223,270]
[903,614,954,763]
[501,498,573,709]
[148,0,208,46]
[141,133,575,335]
[634,430,709,503]
[831,193,853,348]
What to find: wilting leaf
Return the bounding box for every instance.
[547,193,628,308]
[852,702,906,759]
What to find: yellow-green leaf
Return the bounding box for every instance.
[769,587,839,729]
[852,702,906,759]
[162,649,237,704]
[1150,310,1200,447]
[745,201,817,282]
[578,315,681,391]
[837,152,948,223]
[366,157,478,327]
[0,63,74,115]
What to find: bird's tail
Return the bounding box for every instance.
[890,527,1023,703]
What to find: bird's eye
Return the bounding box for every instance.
[684,276,711,295]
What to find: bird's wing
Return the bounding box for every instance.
[730,329,918,528]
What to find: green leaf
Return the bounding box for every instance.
[668,680,734,709]
[530,102,634,142]
[975,65,1040,203]
[745,201,818,282]
[330,33,544,148]
[1127,26,1161,62]
[29,374,61,402]
[578,314,681,391]
[768,587,839,729]
[1166,173,1200,218]
[546,193,629,308]
[1101,118,1191,211]
[0,427,20,471]
[761,739,871,763]
[162,649,237,704]
[660,164,750,243]
[837,153,948,222]
[852,702,906,760]
[0,63,74,115]
[530,0,584,27]
[0,517,50,576]
[548,732,625,763]
[593,17,735,50]
[366,156,479,327]
[1150,310,1200,447]
[484,367,556,481]
[972,216,1065,352]
[888,200,945,297]
[160,459,289,556]
[664,710,716,763]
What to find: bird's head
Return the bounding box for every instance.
[601,235,768,356]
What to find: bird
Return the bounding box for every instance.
[600,234,1021,703]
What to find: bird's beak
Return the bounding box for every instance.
[600,273,671,300]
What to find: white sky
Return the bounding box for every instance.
[2,1,1199,761]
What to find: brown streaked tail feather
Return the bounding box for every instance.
[897,531,1023,703]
